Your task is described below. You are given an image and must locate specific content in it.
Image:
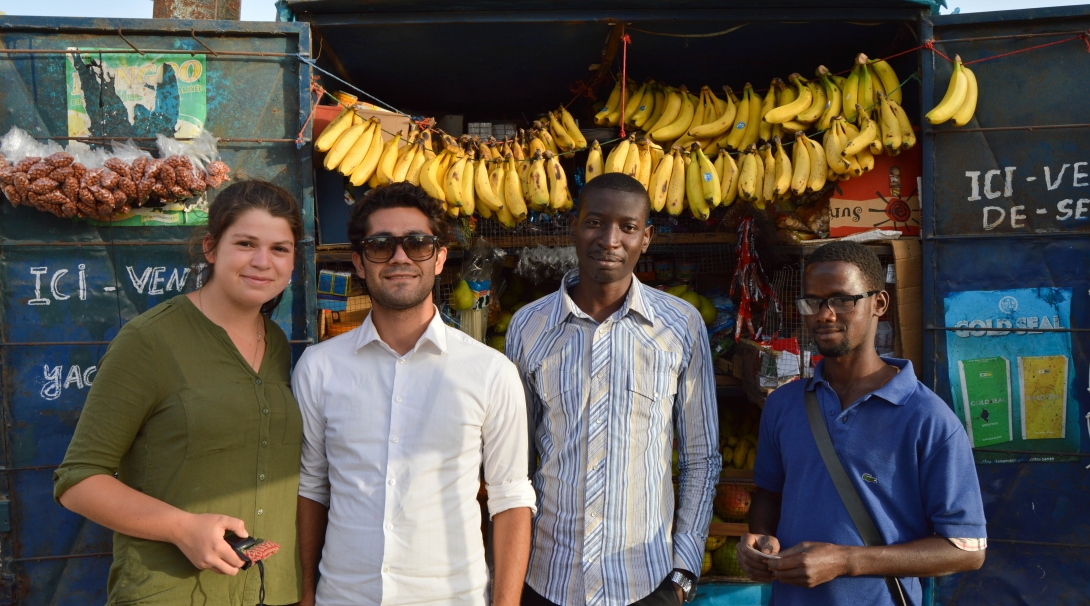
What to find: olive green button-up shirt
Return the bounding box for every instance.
[54,295,303,606]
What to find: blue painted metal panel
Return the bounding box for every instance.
[923,6,1090,605]
[0,16,313,605]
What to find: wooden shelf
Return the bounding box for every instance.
[708,521,749,537]
[719,469,755,482]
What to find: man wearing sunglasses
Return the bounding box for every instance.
[506,173,720,606]
[293,183,536,606]
[737,241,986,606]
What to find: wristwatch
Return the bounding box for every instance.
[668,570,696,603]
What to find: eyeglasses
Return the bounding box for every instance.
[359,235,440,263]
[796,290,881,316]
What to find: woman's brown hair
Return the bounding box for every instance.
[191,180,304,315]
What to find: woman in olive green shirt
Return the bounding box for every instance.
[54,180,304,605]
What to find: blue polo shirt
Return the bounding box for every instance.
[754,358,986,606]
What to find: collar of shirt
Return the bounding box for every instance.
[808,357,916,406]
[352,305,448,357]
[547,269,656,329]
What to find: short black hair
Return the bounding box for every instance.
[805,241,885,291]
[579,173,650,221]
[347,182,450,253]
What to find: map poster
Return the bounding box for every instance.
[66,49,207,139]
[957,357,1013,448]
[943,288,1080,463]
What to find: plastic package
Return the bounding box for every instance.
[514,245,577,283]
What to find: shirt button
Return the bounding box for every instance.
[391,437,399,443]
[398,359,405,364]
[842,416,848,423]
[255,378,262,385]
[389,479,396,485]
[261,440,268,447]
[383,566,391,573]
[590,512,597,518]
[386,523,393,530]
[259,474,265,481]
[256,509,264,516]
[653,392,659,398]
[396,397,402,403]
[263,408,269,415]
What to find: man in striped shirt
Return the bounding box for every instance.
[506,173,721,606]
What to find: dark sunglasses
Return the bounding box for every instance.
[796,290,880,316]
[359,235,440,263]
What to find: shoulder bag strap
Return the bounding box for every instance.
[803,380,908,606]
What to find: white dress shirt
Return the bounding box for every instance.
[294,308,537,606]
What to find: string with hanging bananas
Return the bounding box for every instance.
[313,103,590,228]
[587,53,918,217]
[924,55,978,127]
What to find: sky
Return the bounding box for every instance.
[0,0,1088,19]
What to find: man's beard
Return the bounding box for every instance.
[816,334,854,358]
[369,271,435,311]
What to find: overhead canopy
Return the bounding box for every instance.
[287,1,933,124]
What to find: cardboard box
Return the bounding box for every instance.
[891,239,923,372]
[313,104,411,144]
[829,148,921,238]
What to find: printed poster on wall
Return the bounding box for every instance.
[944,288,1080,463]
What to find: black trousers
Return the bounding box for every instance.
[521,579,681,606]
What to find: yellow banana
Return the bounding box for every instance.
[527,150,550,211]
[665,147,687,216]
[406,141,428,185]
[444,153,469,207]
[739,85,764,151]
[474,158,504,212]
[336,120,377,175]
[642,86,668,132]
[349,126,386,187]
[686,148,711,220]
[646,86,683,135]
[752,145,767,210]
[816,67,842,132]
[757,80,781,142]
[649,148,674,212]
[623,81,650,127]
[636,139,652,189]
[951,63,978,127]
[586,140,604,183]
[495,202,516,228]
[791,132,811,196]
[315,106,355,152]
[889,98,917,148]
[545,151,569,210]
[868,57,902,105]
[535,124,560,155]
[760,143,776,202]
[460,155,477,215]
[649,141,665,175]
[794,77,827,124]
[651,89,696,143]
[720,152,740,206]
[502,155,528,219]
[843,105,876,157]
[824,118,851,174]
[856,147,874,174]
[375,130,403,185]
[558,105,588,149]
[689,87,738,139]
[843,65,862,122]
[802,133,827,192]
[674,90,709,150]
[419,150,447,202]
[594,78,624,126]
[693,143,721,207]
[622,136,642,179]
[857,55,875,113]
[738,146,759,202]
[878,94,903,151]
[724,84,753,150]
[548,112,576,151]
[763,75,812,125]
[605,137,631,173]
[772,137,792,197]
[323,123,366,171]
[391,136,418,182]
[630,82,658,128]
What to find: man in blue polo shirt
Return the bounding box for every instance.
[738,241,986,605]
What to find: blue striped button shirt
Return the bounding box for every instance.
[506,270,720,606]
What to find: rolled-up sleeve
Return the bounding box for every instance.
[293,350,331,507]
[54,326,157,503]
[672,312,721,577]
[482,356,537,518]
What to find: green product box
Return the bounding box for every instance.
[957,357,1013,448]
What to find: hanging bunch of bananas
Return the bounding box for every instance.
[925,55,978,127]
[314,104,588,229]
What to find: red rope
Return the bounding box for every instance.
[619,33,631,139]
[963,31,1090,65]
[924,40,955,64]
[296,82,326,147]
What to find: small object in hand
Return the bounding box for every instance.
[741,543,781,560]
[224,533,280,571]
